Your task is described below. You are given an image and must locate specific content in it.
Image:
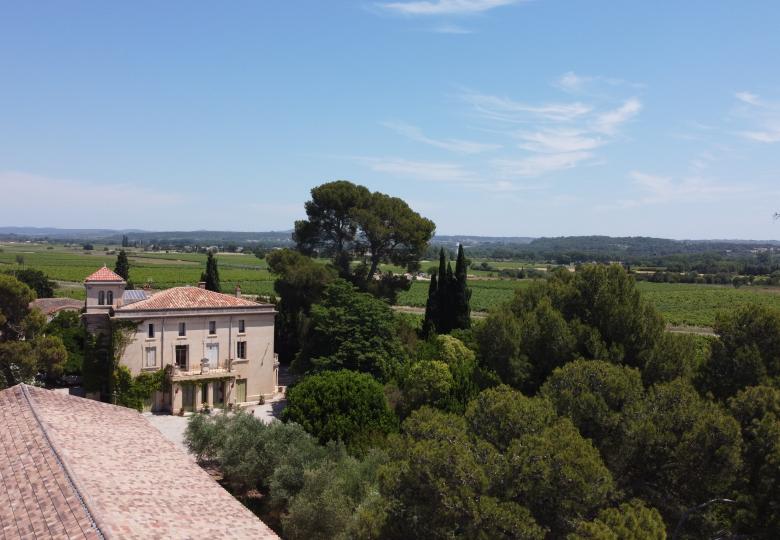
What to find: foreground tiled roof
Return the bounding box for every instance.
[0,385,278,539]
[116,286,266,311]
[84,266,125,283]
[30,297,84,316]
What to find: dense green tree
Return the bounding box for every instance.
[504,419,615,536]
[465,385,556,452]
[401,360,454,413]
[283,447,389,540]
[728,386,780,536]
[294,279,407,381]
[114,249,130,281]
[282,370,398,449]
[621,379,742,528]
[293,181,434,284]
[541,359,644,460]
[423,247,471,335]
[421,272,438,337]
[2,268,56,298]
[352,191,436,279]
[698,304,780,400]
[379,407,544,539]
[476,307,530,388]
[294,180,371,276]
[201,251,220,292]
[568,499,666,540]
[44,311,88,374]
[640,332,699,387]
[267,249,336,362]
[511,264,664,368]
[0,275,63,388]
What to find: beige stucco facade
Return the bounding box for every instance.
[83,266,278,413]
[113,309,277,412]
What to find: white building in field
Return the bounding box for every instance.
[82,265,278,413]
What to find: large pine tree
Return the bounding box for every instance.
[114,250,130,281]
[202,251,221,292]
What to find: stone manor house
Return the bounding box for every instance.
[82,266,278,413]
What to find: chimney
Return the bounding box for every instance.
[235,284,241,297]
[198,281,206,289]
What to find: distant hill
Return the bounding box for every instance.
[0,227,294,245]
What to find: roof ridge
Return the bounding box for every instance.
[19,384,105,538]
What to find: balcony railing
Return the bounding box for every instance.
[171,358,236,380]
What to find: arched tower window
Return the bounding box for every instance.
[98,291,105,305]
[107,291,114,305]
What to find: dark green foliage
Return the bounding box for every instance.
[379,406,545,540]
[640,332,699,386]
[2,268,56,297]
[465,385,556,452]
[0,274,66,388]
[294,280,407,381]
[201,251,220,292]
[698,304,780,400]
[423,246,471,335]
[293,181,434,294]
[113,366,165,411]
[476,308,530,389]
[728,386,780,536]
[282,447,390,540]
[82,331,112,398]
[569,499,666,540]
[541,359,644,460]
[504,419,615,537]
[282,370,398,449]
[621,379,743,529]
[267,249,336,362]
[114,249,130,281]
[44,311,88,374]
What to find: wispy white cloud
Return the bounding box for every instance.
[554,71,645,96]
[492,151,593,178]
[514,128,604,153]
[591,98,642,134]
[379,0,520,16]
[460,91,593,123]
[615,171,746,208]
[382,120,502,153]
[359,156,478,182]
[735,91,762,106]
[733,91,780,143]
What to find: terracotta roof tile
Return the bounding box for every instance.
[84,266,125,283]
[116,286,266,311]
[0,385,278,539]
[29,298,84,316]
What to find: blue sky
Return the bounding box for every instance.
[2,1,780,239]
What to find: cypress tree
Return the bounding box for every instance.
[422,273,438,337]
[453,244,471,329]
[114,250,130,281]
[202,252,221,292]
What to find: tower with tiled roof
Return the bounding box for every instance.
[83,264,126,331]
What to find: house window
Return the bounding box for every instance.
[148,323,155,338]
[98,291,105,305]
[236,341,247,359]
[178,322,186,337]
[107,291,113,305]
[209,320,216,335]
[238,319,245,333]
[145,347,157,368]
[175,345,188,370]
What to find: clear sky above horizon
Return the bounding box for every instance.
[2,1,780,239]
